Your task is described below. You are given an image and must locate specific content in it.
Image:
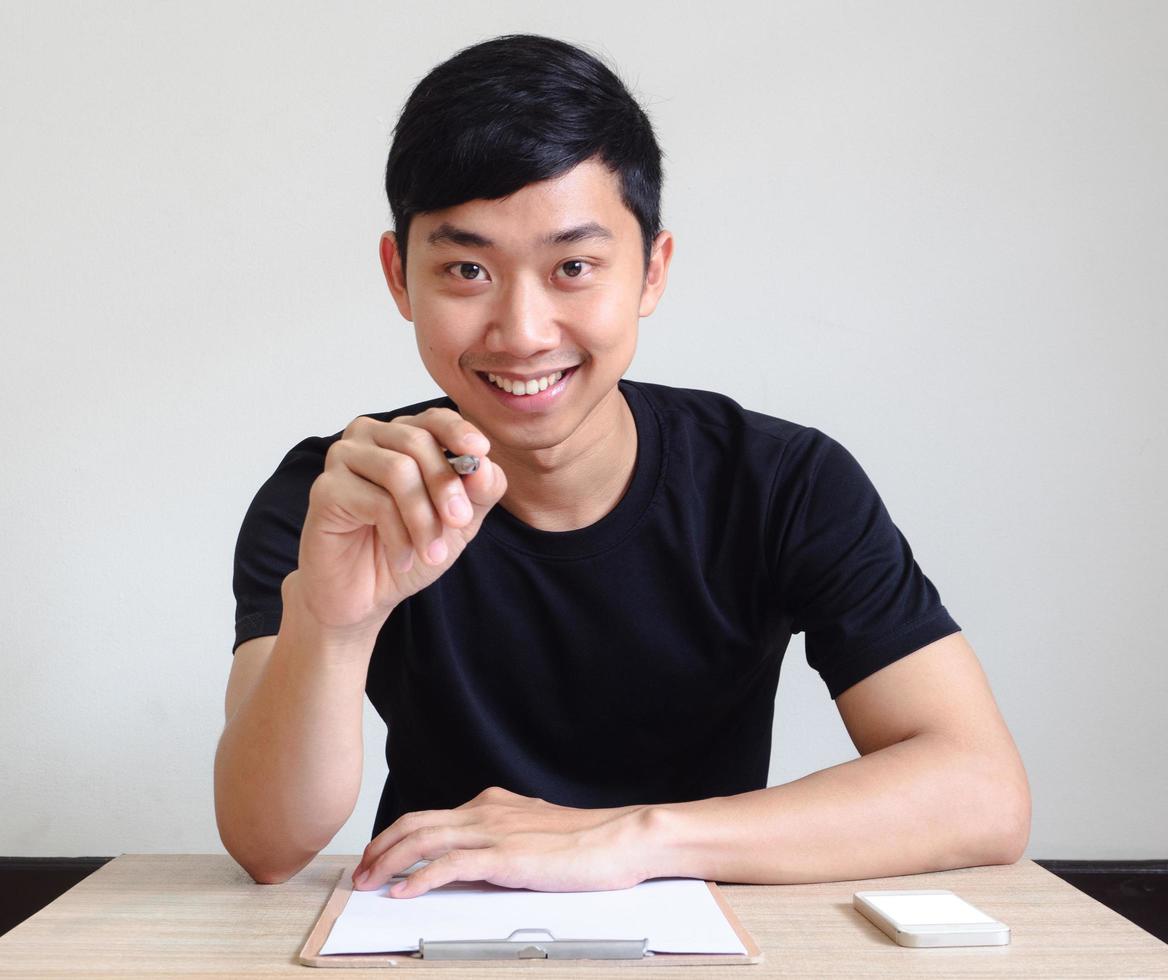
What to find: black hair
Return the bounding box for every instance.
[385,34,663,273]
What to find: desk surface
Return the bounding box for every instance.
[0,854,1164,978]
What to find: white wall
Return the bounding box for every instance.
[2,1,1164,858]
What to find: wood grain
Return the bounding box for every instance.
[0,855,1164,977]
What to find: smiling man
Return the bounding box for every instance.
[215,34,1030,898]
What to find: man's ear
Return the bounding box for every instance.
[638,230,674,318]
[379,231,414,322]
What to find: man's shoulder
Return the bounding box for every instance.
[623,378,825,456]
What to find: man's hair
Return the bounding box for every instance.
[385,34,663,273]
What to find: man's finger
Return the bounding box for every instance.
[356,826,491,890]
[399,407,490,458]
[388,848,492,899]
[460,455,508,510]
[386,424,475,532]
[354,810,463,879]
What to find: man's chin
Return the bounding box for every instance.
[484,420,579,455]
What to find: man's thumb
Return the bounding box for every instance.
[463,457,507,525]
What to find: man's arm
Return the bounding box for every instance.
[217,409,508,884]
[356,632,1031,895]
[639,631,1031,883]
[214,573,375,884]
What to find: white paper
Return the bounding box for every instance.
[319,876,747,956]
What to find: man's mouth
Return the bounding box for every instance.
[475,366,579,397]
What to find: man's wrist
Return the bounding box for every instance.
[278,571,385,665]
[618,803,691,883]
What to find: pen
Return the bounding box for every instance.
[447,454,480,475]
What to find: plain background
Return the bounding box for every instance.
[1,1,1164,859]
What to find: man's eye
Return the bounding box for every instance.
[557,260,589,279]
[454,263,487,281]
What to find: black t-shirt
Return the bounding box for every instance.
[233,380,960,838]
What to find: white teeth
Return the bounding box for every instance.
[486,370,565,395]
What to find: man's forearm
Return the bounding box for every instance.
[214,574,376,883]
[638,733,1030,884]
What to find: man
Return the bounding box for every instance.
[215,34,1030,899]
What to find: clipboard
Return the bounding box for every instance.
[299,866,762,967]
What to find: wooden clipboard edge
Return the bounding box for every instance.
[706,881,763,961]
[299,865,414,968]
[298,866,762,968]
[625,883,763,967]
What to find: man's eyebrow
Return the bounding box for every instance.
[424,221,615,249]
[426,223,494,248]
[543,221,614,246]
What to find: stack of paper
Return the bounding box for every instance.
[319,877,748,956]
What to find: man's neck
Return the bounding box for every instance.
[489,386,638,533]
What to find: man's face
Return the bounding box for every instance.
[382,157,670,454]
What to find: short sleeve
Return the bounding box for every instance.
[771,430,960,698]
[231,439,328,653]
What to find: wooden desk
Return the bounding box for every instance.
[0,854,1164,977]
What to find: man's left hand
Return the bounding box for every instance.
[350,787,657,898]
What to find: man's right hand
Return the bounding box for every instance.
[293,407,506,638]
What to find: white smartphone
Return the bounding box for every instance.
[853,890,1010,947]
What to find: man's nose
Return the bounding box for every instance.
[484,276,560,357]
